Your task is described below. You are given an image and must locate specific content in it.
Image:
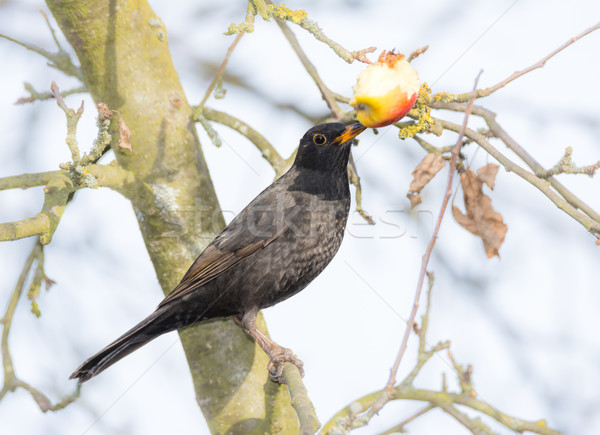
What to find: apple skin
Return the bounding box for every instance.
[350,51,420,128]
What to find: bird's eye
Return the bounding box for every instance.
[313,134,326,145]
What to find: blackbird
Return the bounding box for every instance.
[70,122,366,383]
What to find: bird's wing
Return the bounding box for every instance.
[158,228,283,307]
[158,179,297,307]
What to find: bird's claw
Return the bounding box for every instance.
[267,348,304,384]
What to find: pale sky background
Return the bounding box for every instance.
[1,1,599,434]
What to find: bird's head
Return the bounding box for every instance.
[293,122,366,173]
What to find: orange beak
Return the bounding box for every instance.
[333,123,367,145]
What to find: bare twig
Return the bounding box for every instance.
[263,1,375,64]
[271,17,345,119]
[431,102,600,225]
[0,241,80,411]
[0,14,83,81]
[199,31,245,108]
[348,153,375,225]
[51,81,84,164]
[383,70,483,396]
[324,384,560,435]
[446,21,600,102]
[377,404,435,435]
[412,135,455,156]
[201,106,290,176]
[439,403,494,435]
[15,83,87,105]
[536,147,600,178]
[293,18,375,64]
[433,115,600,237]
[407,45,429,63]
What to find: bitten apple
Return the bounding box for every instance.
[350,50,420,128]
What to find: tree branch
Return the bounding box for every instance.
[271,14,346,119]
[433,116,600,237]
[261,0,375,64]
[0,171,61,191]
[283,362,320,434]
[431,102,600,225]
[535,147,600,178]
[441,21,600,103]
[15,83,87,105]
[0,13,83,81]
[348,153,374,225]
[0,241,80,411]
[376,71,482,412]
[200,106,290,177]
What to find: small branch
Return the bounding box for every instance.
[199,31,245,108]
[51,81,84,164]
[323,387,560,435]
[272,17,346,119]
[348,153,375,225]
[293,18,375,64]
[380,71,482,404]
[283,362,320,434]
[0,163,134,243]
[439,404,495,435]
[412,135,455,156]
[15,83,87,105]
[536,147,600,178]
[0,174,72,244]
[40,10,63,51]
[433,115,600,237]
[0,20,83,81]
[0,171,61,191]
[224,0,259,34]
[377,404,435,435]
[431,102,600,224]
[263,0,375,64]
[0,241,80,412]
[417,272,435,356]
[200,106,289,176]
[407,45,429,63]
[445,21,600,102]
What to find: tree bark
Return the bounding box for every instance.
[45,0,298,432]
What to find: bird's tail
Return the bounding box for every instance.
[70,305,179,383]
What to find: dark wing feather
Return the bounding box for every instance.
[158,230,281,307]
[158,171,299,307]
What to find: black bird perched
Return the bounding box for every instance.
[70,122,366,383]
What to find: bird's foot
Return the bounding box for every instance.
[236,315,305,384]
[267,347,304,383]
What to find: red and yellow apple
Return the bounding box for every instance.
[350,50,420,128]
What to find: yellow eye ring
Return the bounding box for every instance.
[313,134,326,145]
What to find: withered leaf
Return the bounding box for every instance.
[117,118,132,151]
[452,166,507,258]
[476,163,499,189]
[407,153,446,208]
[96,102,113,121]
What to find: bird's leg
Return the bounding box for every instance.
[235,312,304,383]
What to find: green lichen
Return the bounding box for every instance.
[267,3,307,24]
[398,83,434,140]
[431,91,456,103]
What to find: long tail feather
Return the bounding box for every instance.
[70,306,177,383]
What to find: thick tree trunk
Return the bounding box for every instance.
[46,0,298,432]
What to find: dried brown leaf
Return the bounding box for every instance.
[117,118,132,151]
[407,153,446,208]
[96,102,113,121]
[477,163,499,189]
[453,167,507,258]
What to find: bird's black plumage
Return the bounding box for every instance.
[70,122,366,383]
